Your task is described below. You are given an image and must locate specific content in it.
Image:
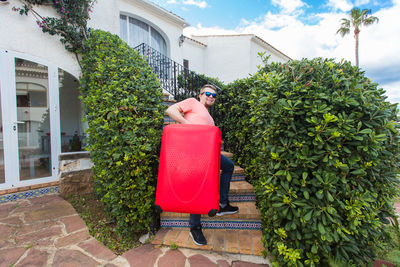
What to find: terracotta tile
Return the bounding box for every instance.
[175,229,189,247]
[252,230,265,256]
[152,228,170,245]
[163,228,181,246]
[239,230,252,254]
[226,230,239,254]
[212,229,226,252]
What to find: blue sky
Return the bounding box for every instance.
[153,0,400,104]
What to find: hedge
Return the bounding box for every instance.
[79,30,164,236]
[219,57,400,266]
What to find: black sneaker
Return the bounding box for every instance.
[190,225,207,246]
[217,202,239,216]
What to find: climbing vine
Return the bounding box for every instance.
[12,0,96,67]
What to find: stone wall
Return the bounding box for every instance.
[58,152,94,197]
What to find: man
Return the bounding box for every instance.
[165,84,239,246]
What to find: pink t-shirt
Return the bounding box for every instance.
[177,98,215,126]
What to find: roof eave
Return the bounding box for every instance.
[135,0,189,27]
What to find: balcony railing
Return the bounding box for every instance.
[134,43,218,101]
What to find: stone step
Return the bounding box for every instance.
[152,228,264,256]
[229,180,254,194]
[221,151,233,158]
[160,201,260,221]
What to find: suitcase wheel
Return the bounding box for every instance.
[155,205,163,213]
[208,209,218,217]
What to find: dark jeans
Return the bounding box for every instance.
[190,154,234,228]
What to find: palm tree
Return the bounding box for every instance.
[336,8,379,67]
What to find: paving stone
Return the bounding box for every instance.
[232,262,269,267]
[0,239,14,248]
[0,202,18,217]
[16,226,63,244]
[0,247,26,267]
[24,201,76,223]
[61,215,87,233]
[17,220,59,236]
[0,216,23,225]
[15,248,49,267]
[53,249,100,267]
[157,249,186,267]
[122,243,162,267]
[188,254,218,267]
[55,229,91,248]
[28,194,64,205]
[78,238,117,261]
[0,224,14,240]
[217,259,230,267]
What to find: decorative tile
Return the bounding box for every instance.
[228,194,256,202]
[231,173,246,181]
[161,219,261,230]
[0,186,59,203]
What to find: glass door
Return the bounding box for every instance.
[0,50,60,190]
[15,58,52,180]
[0,91,4,185]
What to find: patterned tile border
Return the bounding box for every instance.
[0,186,59,204]
[228,194,256,202]
[231,173,246,181]
[161,219,261,230]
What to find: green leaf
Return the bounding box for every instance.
[318,223,326,235]
[316,190,324,200]
[304,210,313,221]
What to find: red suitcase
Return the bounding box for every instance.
[155,124,221,216]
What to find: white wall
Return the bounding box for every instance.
[187,35,290,83]
[181,39,206,74]
[0,0,80,78]
[191,35,253,83]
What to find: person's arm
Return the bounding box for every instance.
[165,103,191,124]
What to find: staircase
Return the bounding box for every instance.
[152,95,265,257]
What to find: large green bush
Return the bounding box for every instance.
[220,57,400,266]
[79,30,164,236]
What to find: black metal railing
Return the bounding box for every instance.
[134,43,219,101]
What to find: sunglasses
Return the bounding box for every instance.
[201,91,217,98]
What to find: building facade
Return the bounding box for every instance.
[0,0,289,190]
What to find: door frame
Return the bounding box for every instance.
[0,49,61,190]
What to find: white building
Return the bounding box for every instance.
[0,0,290,191]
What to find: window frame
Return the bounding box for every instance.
[119,14,168,56]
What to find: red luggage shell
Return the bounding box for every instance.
[155,124,221,215]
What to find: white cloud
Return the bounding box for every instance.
[355,0,370,5]
[182,0,208,9]
[166,0,177,4]
[184,23,237,36]
[381,80,400,104]
[326,0,353,12]
[271,0,306,14]
[184,1,400,103]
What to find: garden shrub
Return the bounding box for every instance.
[79,30,164,236]
[221,57,400,266]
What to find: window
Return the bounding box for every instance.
[120,15,167,55]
